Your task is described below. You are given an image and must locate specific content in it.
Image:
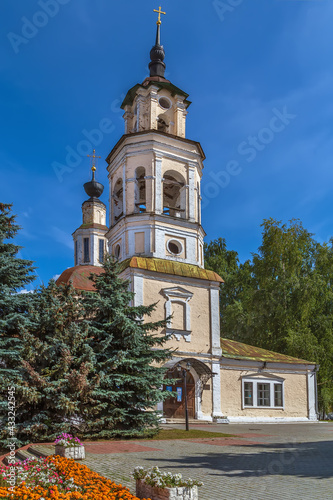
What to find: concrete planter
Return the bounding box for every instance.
[136,479,198,500]
[54,445,85,460]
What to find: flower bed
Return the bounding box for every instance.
[0,455,149,499]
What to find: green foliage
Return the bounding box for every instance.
[81,255,174,438]
[205,219,333,414]
[5,254,174,445]
[0,203,36,446]
[11,280,99,446]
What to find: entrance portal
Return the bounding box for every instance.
[163,369,195,418]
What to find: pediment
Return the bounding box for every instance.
[241,372,285,382]
[162,286,193,300]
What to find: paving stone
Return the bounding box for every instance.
[80,423,333,500]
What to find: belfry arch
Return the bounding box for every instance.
[163,170,186,218]
[135,167,146,213]
[113,178,123,221]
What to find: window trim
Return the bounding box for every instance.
[166,238,183,256]
[75,240,78,266]
[83,237,90,263]
[99,239,105,264]
[242,375,285,410]
[159,96,172,110]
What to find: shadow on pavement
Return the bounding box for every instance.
[142,440,333,479]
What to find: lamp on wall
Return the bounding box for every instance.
[177,361,191,431]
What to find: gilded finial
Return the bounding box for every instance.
[87,149,101,174]
[154,5,166,25]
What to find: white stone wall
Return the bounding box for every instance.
[136,480,198,500]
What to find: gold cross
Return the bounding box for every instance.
[87,149,101,172]
[154,6,166,25]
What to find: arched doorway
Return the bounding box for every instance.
[163,368,195,419]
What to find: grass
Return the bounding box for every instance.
[77,428,237,442]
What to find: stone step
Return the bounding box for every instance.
[1,445,54,466]
[28,445,54,459]
[15,449,35,462]
[3,450,32,466]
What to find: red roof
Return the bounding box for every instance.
[56,266,104,291]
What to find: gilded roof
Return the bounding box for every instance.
[120,257,223,283]
[56,258,223,291]
[221,338,315,365]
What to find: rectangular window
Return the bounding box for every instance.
[99,239,104,263]
[274,383,283,407]
[257,383,270,406]
[135,232,145,254]
[244,382,253,406]
[83,238,90,263]
[75,240,78,266]
[243,379,284,409]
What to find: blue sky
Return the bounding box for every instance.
[1,0,333,288]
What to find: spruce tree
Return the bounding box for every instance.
[83,255,174,438]
[13,280,99,445]
[0,204,35,446]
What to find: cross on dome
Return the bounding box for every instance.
[153,6,166,25]
[87,149,101,174]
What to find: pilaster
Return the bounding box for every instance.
[210,288,222,356]
[212,362,224,418]
[188,163,196,222]
[155,155,163,214]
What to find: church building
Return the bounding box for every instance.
[57,8,318,423]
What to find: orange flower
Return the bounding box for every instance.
[0,456,151,500]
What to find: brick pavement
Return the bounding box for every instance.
[79,422,333,500]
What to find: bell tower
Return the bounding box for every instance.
[104,7,223,422]
[106,12,205,267]
[72,151,108,267]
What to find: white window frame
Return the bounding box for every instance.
[162,287,193,342]
[242,375,285,410]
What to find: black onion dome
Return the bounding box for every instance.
[149,23,166,78]
[150,44,165,63]
[84,170,104,199]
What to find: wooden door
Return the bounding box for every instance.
[164,370,195,418]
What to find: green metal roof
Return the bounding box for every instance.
[221,338,315,365]
[121,81,191,109]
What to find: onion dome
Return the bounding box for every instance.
[84,149,104,199]
[84,172,104,199]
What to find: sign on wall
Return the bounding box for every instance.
[176,387,182,402]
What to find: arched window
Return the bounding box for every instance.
[113,178,123,221]
[135,167,146,213]
[114,244,121,259]
[163,170,186,218]
[157,116,169,133]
